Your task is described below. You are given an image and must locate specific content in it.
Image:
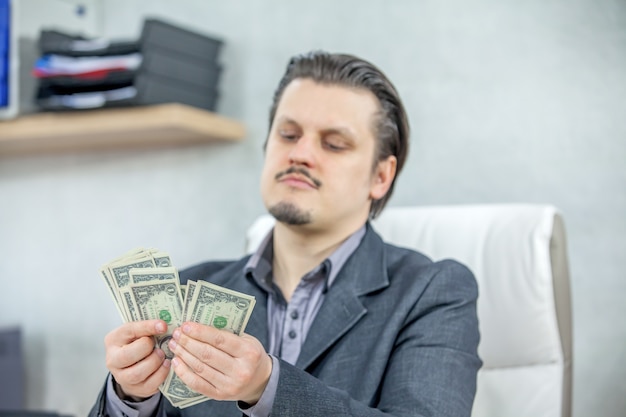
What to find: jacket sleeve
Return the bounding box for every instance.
[270,260,482,417]
[87,380,107,417]
[87,374,173,417]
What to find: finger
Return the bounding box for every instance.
[107,335,156,370]
[105,320,168,347]
[139,357,171,393]
[116,351,171,399]
[171,354,223,399]
[179,322,241,355]
[170,334,232,377]
[170,340,271,402]
[173,325,238,373]
[116,348,169,386]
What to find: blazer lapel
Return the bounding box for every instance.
[295,284,366,370]
[295,224,389,371]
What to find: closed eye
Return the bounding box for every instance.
[320,128,354,152]
[322,134,351,151]
[279,130,299,141]
[323,141,345,151]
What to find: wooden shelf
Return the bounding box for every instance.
[0,103,246,156]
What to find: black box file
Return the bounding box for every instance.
[140,18,223,65]
[140,46,222,93]
[34,18,224,112]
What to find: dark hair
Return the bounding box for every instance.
[267,51,410,219]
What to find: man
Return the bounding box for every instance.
[90,51,481,417]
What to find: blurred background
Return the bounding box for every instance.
[0,0,624,416]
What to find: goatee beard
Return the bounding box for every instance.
[269,202,312,225]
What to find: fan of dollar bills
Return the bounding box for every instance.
[99,247,256,409]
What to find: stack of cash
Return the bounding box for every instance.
[100,247,256,408]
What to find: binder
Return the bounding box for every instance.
[33,18,224,112]
[38,29,139,57]
[140,46,222,92]
[139,18,223,65]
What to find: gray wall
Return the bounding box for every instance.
[0,0,624,416]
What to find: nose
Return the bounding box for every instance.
[288,135,316,167]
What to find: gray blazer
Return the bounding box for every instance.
[90,223,481,417]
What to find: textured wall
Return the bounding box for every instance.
[0,1,624,416]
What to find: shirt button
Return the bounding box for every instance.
[290,310,299,320]
[288,330,297,339]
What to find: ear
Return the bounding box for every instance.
[369,155,397,200]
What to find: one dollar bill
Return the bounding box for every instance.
[99,247,256,409]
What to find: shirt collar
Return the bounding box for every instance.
[245,224,366,293]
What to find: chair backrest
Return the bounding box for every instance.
[245,204,573,417]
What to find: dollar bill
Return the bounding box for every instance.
[99,247,256,408]
[128,279,184,359]
[181,280,197,321]
[160,281,256,407]
[100,249,173,322]
[152,252,173,268]
[186,280,256,335]
[161,370,205,408]
[109,256,156,293]
[180,285,187,301]
[100,268,127,321]
[119,288,140,322]
[129,266,179,284]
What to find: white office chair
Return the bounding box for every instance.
[245,204,573,417]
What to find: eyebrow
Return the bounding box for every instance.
[321,127,356,141]
[274,116,299,128]
[275,116,357,140]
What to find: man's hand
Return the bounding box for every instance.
[168,322,273,405]
[104,320,171,401]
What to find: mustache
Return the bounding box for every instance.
[275,166,322,188]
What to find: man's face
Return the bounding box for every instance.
[260,78,396,232]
